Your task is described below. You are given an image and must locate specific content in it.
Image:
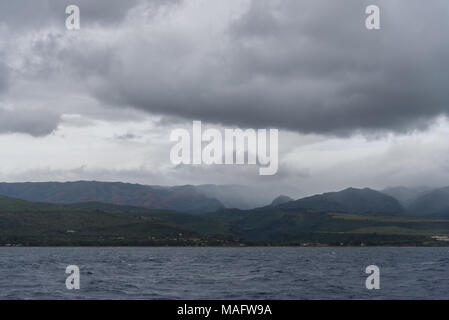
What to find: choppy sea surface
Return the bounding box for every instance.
[0,247,448,299]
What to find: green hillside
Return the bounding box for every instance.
[0,196,233,246]
[209,207,449,245]
[1,195,449,246]
[0,181,225,213]
[279,187,405,215]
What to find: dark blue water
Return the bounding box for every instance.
[0,247,448,299]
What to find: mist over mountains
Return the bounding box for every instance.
[0,181,278,213]
[0,181,448,218]
[381,186,433,207]
[381,186,449,217]
[0,181,449,246]
[406,187,449,217]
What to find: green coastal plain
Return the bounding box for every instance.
[1,196,449,247]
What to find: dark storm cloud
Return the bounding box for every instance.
[0,0,183,136]
[2,0,449,136]
[0,63,8,94]
[85,0,449,135]
[0,0,179,30]
[0,108,61,136]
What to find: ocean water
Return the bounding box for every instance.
[0,247,449,300]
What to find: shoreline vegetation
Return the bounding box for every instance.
[3,245,449,247]
[5,239,449,247]
[2,184,449,248]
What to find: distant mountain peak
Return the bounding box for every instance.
[0,181,224,214]
[407,186,449,217]
[381,186,432,207]
[279,187,404,215]
[270,195,293,206]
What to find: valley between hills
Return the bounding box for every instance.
[1,181,449,246]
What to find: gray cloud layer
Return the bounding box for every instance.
[1,0,449,137]
[0,108,60,136]
[0,0,175,30]
[83,0,449,135]
[0,63,8,93]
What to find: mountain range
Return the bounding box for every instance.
[382,186,449,217]
[0,192,448,246]
[0,181,449,246]
[0,181,224,214]
[278,188,404,215]
[0,181,449,218]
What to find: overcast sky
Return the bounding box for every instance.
[0,0,449,198]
